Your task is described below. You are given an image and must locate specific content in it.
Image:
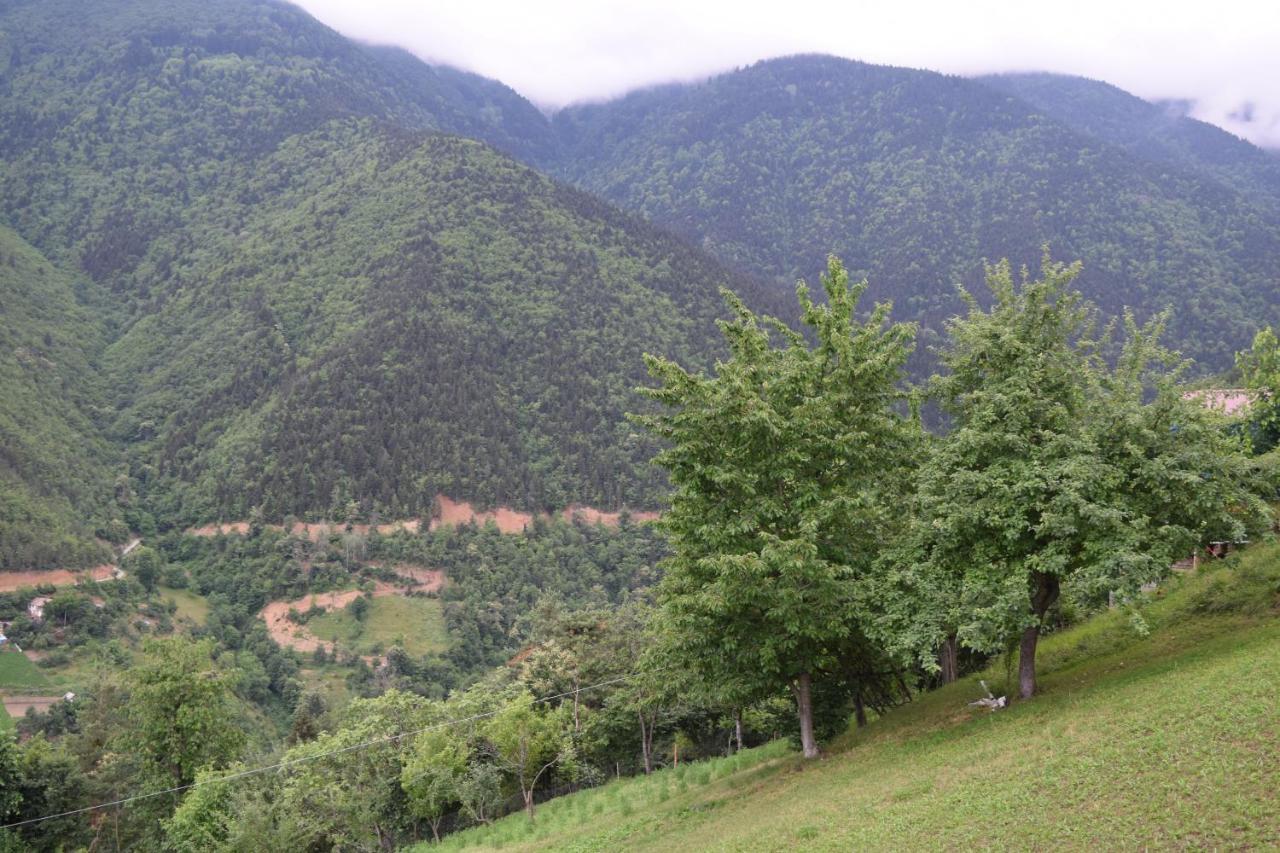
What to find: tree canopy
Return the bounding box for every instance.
[637,256,918,756]
[904,256,1270,698]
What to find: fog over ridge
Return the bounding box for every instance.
[291,0,1280,148]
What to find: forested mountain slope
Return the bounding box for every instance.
[3,1,1279,552]
[0,0,553,294]
[0,0,776,536]
[0,226,115,569]
[104,122,762,523]
[550,55,1280,370]
[978,72,1280,214]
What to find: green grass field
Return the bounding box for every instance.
[426,542,1280,851]
[0,649,52,691]
[160,585,211,626]
[307,595,449,657]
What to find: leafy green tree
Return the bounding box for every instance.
[1237,326,1280,454]
[162,765,242,852]
[0,734,21,825]
[636,256,917,757]
[917,257,1270,699]
[402,728,469,842]
[455,763,504,827]
[124,638,246,788]
[274,690,433,849]
[483,693,575,821]
[126,545,165,593]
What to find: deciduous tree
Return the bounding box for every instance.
[636,256,917,757]
[916,257,1269,699]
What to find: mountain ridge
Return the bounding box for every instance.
[2,4,1278,564]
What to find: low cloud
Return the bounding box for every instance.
[292,0,1280,148]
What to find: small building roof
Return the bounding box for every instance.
[1181,388,1253,417]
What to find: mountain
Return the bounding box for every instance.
[0,0,776,545]
[0,225,115,569]
[549,55,1280,371]
[0,0,553,293]
[977,72,1280,214]
[104,122,763,523]
[3,3,1279,559]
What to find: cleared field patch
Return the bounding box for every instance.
[1,694,66,721]
[0,649,51,690]
[0,564,121,593]
[307,595,449,657]
[160,586,211,626]
[260,567,446,658]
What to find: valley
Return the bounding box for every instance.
[0,0,1276,849]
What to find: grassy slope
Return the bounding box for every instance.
[159,586,211,626]
[0,650,51,691]
[429,542,1280,851]
[307,595,449,657]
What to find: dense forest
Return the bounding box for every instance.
[2,1,1278,556]
[550,56,1280,371]
[0,225,115,569]
[0,0,785,559]
[977,72,1280,214]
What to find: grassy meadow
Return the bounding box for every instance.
[0,649,51,691]
[424,542,1280,851]
[307,595,449,657]
[160,586,211,626]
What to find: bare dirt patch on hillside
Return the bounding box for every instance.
[430,496,533,533]
[185,495,657,539]
[560,505,660,526]
[0,564,121,593]
[2,695,63,718]
[368,563,445,592]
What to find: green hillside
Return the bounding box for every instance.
[0,0,779,534]
[3,1,1279,542]
[978,72,1280,214]
[100,123,770,522]
[0,0,552,290]
[427,543,1280,851]
[0,225,115,569]
[551,55,1280,371]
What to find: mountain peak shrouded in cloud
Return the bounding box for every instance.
[290,0,1280,148]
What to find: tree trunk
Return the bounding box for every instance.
[524,788,535,821]
[430,819,441,843]
[853,691,867,728]
[1017,624,1040,700]
[638,710,653,774]
[1018,572,1061,700]
[734,710,744,753]
[939,633,959,684]
[794,672,819,758]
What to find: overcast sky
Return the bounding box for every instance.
[293,0,1280,147]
